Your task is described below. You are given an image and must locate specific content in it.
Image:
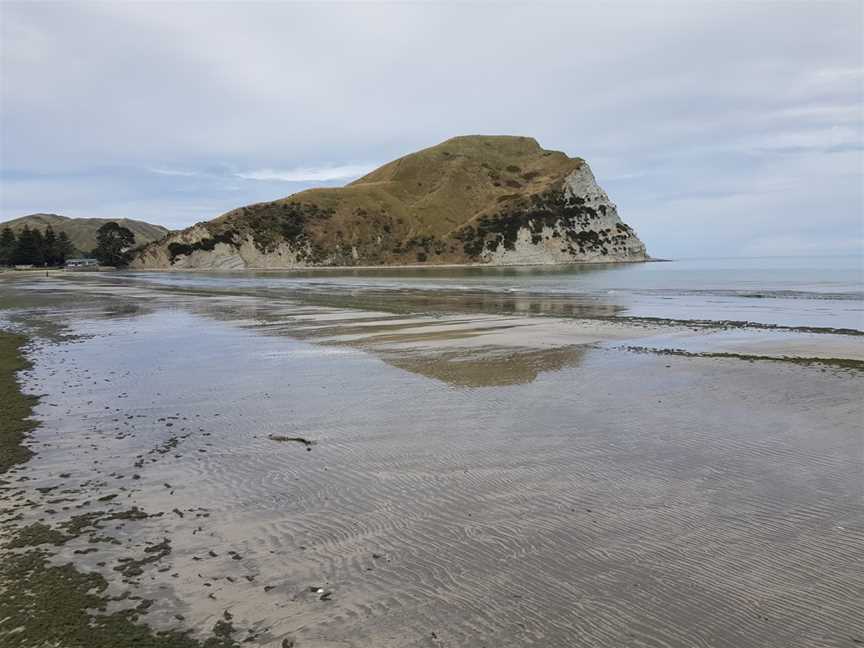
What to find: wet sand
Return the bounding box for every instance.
[1,273,862,647]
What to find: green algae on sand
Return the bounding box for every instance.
[0,550,240,648]
[623,344,864,373]
[0,331,37,474]
[0,330,241,648]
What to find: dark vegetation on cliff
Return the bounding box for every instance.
[454,189,636,259]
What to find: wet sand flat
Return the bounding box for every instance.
[0,273,862,648]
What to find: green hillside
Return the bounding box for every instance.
[1,214,168,255]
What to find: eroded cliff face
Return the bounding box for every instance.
[133,226,317,270]
[132,136,648,269]
[455,164,646,265]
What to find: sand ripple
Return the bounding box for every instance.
[2,285,862,648]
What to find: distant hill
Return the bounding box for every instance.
[1,214,169,255]
[134,135,648,269]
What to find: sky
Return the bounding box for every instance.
[1,0,862,259]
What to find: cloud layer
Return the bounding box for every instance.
[233,165,378,183]
[1,1,861,257]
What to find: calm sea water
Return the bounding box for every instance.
[115,255,864,331]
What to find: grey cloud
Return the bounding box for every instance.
[1,1,861,257]
[233,164,379,183]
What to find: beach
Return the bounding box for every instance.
[1,258,862,647]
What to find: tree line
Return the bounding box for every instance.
[0,225,75,266]
[0,222,136,267]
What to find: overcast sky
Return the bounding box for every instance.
[1,1,862,258]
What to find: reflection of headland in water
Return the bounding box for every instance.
[5,273,862,391]
[378,345,589,388]
[296,288,623,320]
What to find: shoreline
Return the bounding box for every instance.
[127,257,666,273]
[3,258,668,275]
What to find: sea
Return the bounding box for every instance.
[113,255,864,331]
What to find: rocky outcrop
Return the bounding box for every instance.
[132,136,647,269]
[454,164,645,265]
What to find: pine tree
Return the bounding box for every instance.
[43,226,58,266]
[56,231,74,264]
[93,222,136,266]
[13,226,36,265]
[0,227,15,266]
[30,228,45,265]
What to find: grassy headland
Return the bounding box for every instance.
[134,135,648,268]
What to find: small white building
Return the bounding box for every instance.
[65,258,99,270]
